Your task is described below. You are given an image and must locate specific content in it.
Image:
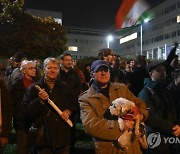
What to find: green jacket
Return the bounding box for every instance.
[79,82,148,154]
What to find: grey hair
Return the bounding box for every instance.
[43,57,59,69]
[20,60,36,72]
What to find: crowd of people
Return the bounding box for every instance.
[0,43,179,154]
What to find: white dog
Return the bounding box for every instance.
[109,97,148,149]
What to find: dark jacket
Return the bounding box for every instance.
[0,79,12,137]
[168,82,180,124]
[138,78,178,152]
[22,78,75,148]
[8,78,26,130]
[129,66,149,96]
[60,67,81,97]
[59,68,82,114]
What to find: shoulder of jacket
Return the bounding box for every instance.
[79,90,88,98]
[111,82,127,88]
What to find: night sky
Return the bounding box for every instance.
[25,0,165,30]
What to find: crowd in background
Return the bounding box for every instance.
[0,42,179,154]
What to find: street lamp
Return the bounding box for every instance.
[140,18,150,55]
[107,35,113,48]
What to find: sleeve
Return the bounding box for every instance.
[165,42,178,65]
[22,85,45,122]
[138,89,174,135]
[78,95,122,141]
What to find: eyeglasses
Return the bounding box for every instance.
[25,67,36,70]
[96,67,110,73]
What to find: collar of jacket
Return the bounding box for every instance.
[91,80,110,93]
[37,77,66,89]
[12,77,26,90]
[60,67,74,74]
[87,82,120,99]
[144,78,167,89]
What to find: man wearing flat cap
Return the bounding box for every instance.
[79,60,148,154]
[138,62,180,154]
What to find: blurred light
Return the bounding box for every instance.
[144,18,150,23]
[54,18,62,24]
[107,35,113,41]
[68,46,78,51]
[120,32,137,44]
[107,35,114,48]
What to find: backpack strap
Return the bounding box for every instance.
[143,86,156,110]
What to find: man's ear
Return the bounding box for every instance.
[59,59,63,65]
[90,72,94,78]
[149,71,152,77]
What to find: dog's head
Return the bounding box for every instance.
[109,100,122,116]
[109,98,137,117]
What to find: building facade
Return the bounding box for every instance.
[26,8,112,59]
[65,27,111,59]
[114,0,180,60]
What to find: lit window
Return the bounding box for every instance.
[120,33,137,44]
[68,46,78,51]
[54,18,62,24]
[177,15,180,23]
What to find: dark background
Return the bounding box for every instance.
[25,0,165,30]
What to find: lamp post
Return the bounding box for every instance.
[140,18,150,55]
[140,24,143,55]
[107,35,113,48]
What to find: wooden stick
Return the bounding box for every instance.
[35,85,73,127]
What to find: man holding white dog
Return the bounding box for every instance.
[79,60,149,154]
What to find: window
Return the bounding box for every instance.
[164,3,176,14]
[178,30,180,36]
[172,31,176,38]
[68,46,78,51]
[154,35,164,42]
[177,15,180,23]
[178,2,180,8]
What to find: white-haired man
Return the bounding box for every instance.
[9,60,36,154]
